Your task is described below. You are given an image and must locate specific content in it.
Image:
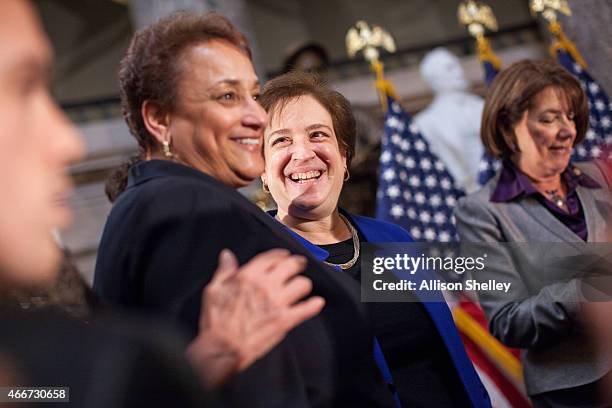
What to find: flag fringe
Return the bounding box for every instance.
[452,305,524,385]
[476,36,502,71]
[548,21,588,69]
[371,60,399,112]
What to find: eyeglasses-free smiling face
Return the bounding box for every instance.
[511,86,577,178]
[262,95,347,220]
[168,39,267,188]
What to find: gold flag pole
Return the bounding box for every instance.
[529,0,587,68]
[345,21,398,112]
[458,0,501,71]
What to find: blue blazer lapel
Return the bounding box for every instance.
[286,227,330,263]
[420,301,490,407]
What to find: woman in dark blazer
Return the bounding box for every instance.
[259,71,491,407]
[94,12,395,407]
[454,60,611,407]
[0,3,326,405]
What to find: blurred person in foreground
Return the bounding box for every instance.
[0,1,325,405]
[94,11,395,407]
[454,59,612,407]
[259,71,491,407]
[0,250,96,319]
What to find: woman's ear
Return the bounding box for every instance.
[261,173,271,194]
[340,147,348,171]
[500,126,519,154]
[341,152,350,182]
[142,100,171,146]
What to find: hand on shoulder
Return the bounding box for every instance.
[186,249,325,389]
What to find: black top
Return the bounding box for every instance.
[320,236,473,408]
[93,160,395,408]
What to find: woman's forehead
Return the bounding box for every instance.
[179,40,258,88]
[0,1,52,85]
[268,95,331,127]
[530,86,574,112]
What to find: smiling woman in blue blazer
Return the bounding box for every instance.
[259,71,490,408]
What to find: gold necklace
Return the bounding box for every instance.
[324,213,360,270]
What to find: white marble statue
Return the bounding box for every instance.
[414,47,484,193]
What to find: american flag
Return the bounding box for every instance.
[556,50,612,160]
[477,58,502,185]
[482,60,499,87]
[376,95,465,242]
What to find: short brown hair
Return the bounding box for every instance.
[107,11,251,201]
[481,59,589,158]
[259,71,356,166]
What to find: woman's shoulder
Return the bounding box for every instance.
[122,160,239,199]
[116,177,219,212]
[574,161,612,189]
[455,174,503,214]
[109,166,240,226]
[130,162,230,194]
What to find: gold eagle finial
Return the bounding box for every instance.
[345,20,396,63]
[458,1,502,71]
[458,0,498,39]
[530,0,572,22]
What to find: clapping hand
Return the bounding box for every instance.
[187,249,325,388]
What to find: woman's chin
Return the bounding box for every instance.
[232,168,264,187]
[551,157,571,174]
[534,155,571,177]
[288,196,328,216]
[231,158,264,182]
[0,241,60,289]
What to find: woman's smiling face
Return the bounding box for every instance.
[262,95,346,220]
[168,40,267,188]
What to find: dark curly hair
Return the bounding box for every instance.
[106,11,252,202]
